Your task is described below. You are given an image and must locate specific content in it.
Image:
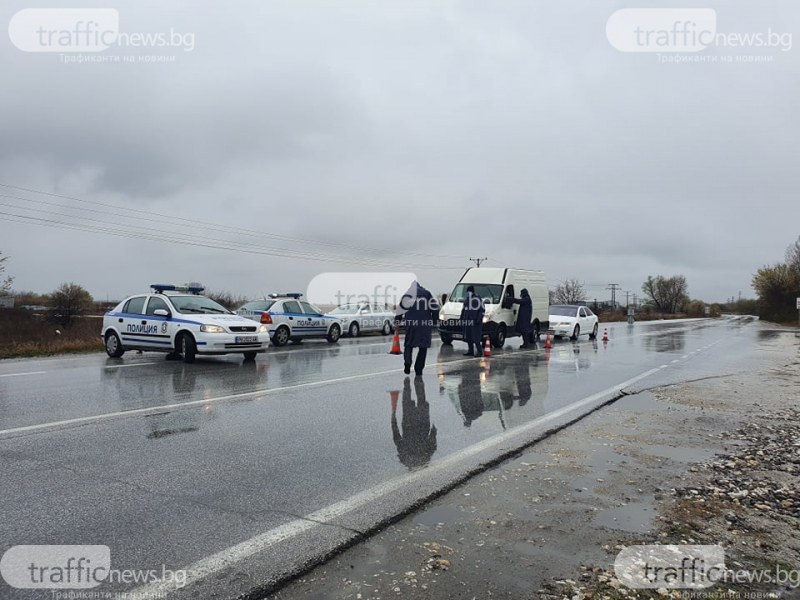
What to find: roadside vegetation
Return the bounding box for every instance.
[752,235,800,324]
[0,277,103,358]
[0,309,102,358]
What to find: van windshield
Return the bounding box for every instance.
[450,283,503,304]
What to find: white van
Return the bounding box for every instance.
[438,267,549,348]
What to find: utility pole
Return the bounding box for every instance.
[606,283,620,308]
[469,257,488,267]
[632,293,638,308]
[624,290,630,307]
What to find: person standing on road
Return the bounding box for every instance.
[460,285,485,356]
[513,288,533,348]
[396,281,440,376]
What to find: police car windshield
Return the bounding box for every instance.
[240,300,276,312]
[169,295,232,314]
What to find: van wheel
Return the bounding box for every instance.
[243,351,257,362]
[491,324,506,348]
[440,333,453,345]
[105,331,125,358]
[180,333,197,363]
[532,321,540,342]
[348,322,360,337]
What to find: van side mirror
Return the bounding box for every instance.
[154,308,170,317]
[441,294,448,304]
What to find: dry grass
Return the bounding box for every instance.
[0,309,103,358]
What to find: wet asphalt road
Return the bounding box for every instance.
[0,317,759,599]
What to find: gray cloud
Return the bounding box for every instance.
[1,0,797,302]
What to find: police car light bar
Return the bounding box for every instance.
[151,284,205,295]
[268,292,304,299]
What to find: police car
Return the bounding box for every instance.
[101,284,270,363]
[236,293,344,346]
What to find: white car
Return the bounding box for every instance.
[236,293,344,347]
[549,304,599,340]
[101,284,269,363]
[325,303,395,337]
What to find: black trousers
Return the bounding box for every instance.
[404,345,428,374]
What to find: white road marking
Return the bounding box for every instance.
[132,364,669,598]
[0,355,481,438]
[0,371,47,378]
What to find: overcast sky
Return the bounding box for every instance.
[1,0,798,304]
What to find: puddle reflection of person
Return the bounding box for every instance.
[514,364,532,406]
[458,368,483,427]
[392,377,437,469]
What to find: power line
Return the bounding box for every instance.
[0,183,468,269]
[606,283,620,307]
[0,182,465,262]
[0,210,461,270]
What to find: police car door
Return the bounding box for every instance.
[281,300,305,337]
[298,301,326,336]
[118,295,158,348]
[144,295,175,349]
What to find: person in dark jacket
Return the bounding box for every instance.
[391,377,437,469]
[512,288,533,348]
[396,281,440,375]
[460,285,485,356]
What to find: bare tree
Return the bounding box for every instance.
[0,251,12,295]
[641,275,688,314]
[50,282,94,326]
[785,235,800,274]
[553,279,587,304]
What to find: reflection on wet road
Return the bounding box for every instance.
[0,317,765,599]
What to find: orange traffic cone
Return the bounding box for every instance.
[483,336,492,357]
[389,390,400,412]
[389,326,402,355]
[602,328,609,342]
[544,330,553,349]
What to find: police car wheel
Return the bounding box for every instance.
[382,321,392,335]
[348,322,360,337]
[440,333,453,345]
[589,323,598,339]
[326,323,341,343]
[180,333,197,363]
[570,325,580,341]
[272,326,290,346]
[243,351,257,362]
[105,331,125,358]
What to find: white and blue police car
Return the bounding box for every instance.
[236,293,344,347]
[101,284,270,363]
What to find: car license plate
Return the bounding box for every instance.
[235,336,258,344]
